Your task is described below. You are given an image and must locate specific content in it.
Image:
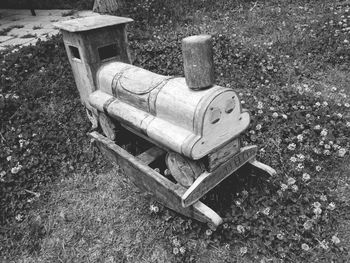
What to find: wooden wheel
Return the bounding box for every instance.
[165,152,204,188]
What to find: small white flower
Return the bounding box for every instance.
[314,125,321,130]
[256,124,262,130]
[150,204,159,213]
[316,166,322,172]
[322,101,328,107]
[262,207,270,215]
[297,134,304,142]
[320,194,327,202]
[296,154,305,161]
[205,229,212,236]
[290,156,297,162]
[303,220,313,230]
[257,101,264,109]
[320,129,328,137]
[313,207,322,215]
[277,233,284,240]
[237,225,245,234]
[315,102,321,107]
[172,238,181,246]
[338,148,347,157]
[11,164,22,174]
[301,243,310,251]
[313,202,321,208]
[15,214,23,222]
[287,177,296,185]
[327,202,336,210]
[319,240,329,250]
[291,185,299,192]
[281,183,288,191]
[173,247,179,255]
[258,109,263,114]
[287,143,296,151]
[296,163,304,170]
[6,156,12,161]
[302,173,311,181]
[240,246,248,254]
[344,103,350,108]
[272,112,278,118]
[323,149,331,156]
[282,114,287,119]
[179,246,186,254]
[331,235,340,244]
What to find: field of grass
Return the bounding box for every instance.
[1,0,350,262]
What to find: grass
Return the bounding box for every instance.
[1,0,350,262]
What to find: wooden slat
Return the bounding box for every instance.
[89,131,223,226]
[207,138,240,172]
[136,147,166,165]
[248,160,276,177]
[181,145,258,208]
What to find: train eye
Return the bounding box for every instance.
[225,98,235,113]
[209,108,221,124]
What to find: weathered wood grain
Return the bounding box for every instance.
[249,160,276,177]
[181,145,258,208]
[182,35,214,90]
[99,112,117,140]
[166,152,204,187]
[89,131,223,226]
[207,138,240,172]
[137,147,166,165]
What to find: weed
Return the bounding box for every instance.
[0,25,24,36]
[61,10,76,17]
[21,33,37,39]
[32,25,42,30]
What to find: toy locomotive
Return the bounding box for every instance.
[56,15,275,228]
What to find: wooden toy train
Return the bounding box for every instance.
[56,15,276,228]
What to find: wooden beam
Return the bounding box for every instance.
[137,147,166,165]
[249,160,276,177]
[181,145,258,208]
[206,138,240,172]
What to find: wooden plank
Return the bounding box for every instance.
[89,131,223,226]
[248,160,276,177]
[54,15,133,32]
[136,147,166,165]
[181,145,258,208]
[207,138,240,172]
